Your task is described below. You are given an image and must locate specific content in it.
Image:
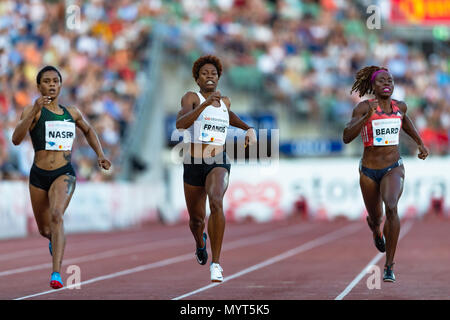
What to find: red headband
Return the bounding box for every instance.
[370,69,388,82]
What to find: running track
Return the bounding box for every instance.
[1,215,449,301]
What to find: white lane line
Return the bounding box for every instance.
[172,223,362,300]
[0,229,173,261]
[0,237,189,277]
[15,254,193,300]
[0,221,282,269]
[14,223,315,300]
[0,248,45,262]
[2,222,311,278]
[334,219,414,300]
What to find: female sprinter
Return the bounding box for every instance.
[343,66,428,282]
[12,66,111,289]
[176,55,257,282]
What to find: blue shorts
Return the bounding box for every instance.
[359,158,403,185]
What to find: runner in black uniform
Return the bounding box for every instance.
[12,66,111,289]
[176,55,257,282]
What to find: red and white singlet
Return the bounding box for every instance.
[361,99,403,147]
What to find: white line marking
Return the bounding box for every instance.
[0,237,189,277]
[0,248,44,262]
[15,254,193,300]
[172,223,362,300]
[334,219,414,300]
[0,220,288,271]
[2,223,310,278]
[0,228,169,261]
[13,223,314,300]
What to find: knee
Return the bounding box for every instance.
[209,195,223,214]
[384,200,399,219]
[50,209,64,226]
[368,214,383,226]
[39,227,51,239]
[189,216,204,228]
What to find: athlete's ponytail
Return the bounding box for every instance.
[350,66,388,97]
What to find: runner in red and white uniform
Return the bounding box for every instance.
[343,66,428,282]
[361,98,403,147]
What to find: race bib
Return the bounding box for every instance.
[199,115,228,145]
[372,118,401,146]
[45,120,76,151]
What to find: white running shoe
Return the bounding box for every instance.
[210,263,223,283]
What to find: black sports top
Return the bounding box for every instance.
[30,105,76,152]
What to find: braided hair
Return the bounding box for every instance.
[350,66,388,97]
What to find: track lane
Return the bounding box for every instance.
[3,217,449,300]
[341,216,450,300]
[11,221,318,300]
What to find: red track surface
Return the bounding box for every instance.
[1,215,449,300]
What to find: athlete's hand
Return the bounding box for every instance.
[204,91,221,107]
[366,100,378,119]
[245,128,257,148]
[417,144,429,160]
[98,157,112,170]
[33,96,52,111]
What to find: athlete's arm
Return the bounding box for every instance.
[176,91,220,129]
[223,96,257,147]
[342,100,374,144]
[223,97,250,131]
[11,96,48,145]
[398,101,429,160]
[68,106,111,170]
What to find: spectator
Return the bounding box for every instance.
[154,0,449,155]
[0,0,152,180]
[2,0,449,179]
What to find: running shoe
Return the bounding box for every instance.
[210,263,223,283]
[49,241,52,256]
[366,217,385,252]
[373,233,386,253]
[195,233,208,265]
[383,264,396,283]
[50,272,63,289]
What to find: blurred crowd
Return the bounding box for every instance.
[158,0,450,155]
[0,0,156,181]
[1,0,449,182]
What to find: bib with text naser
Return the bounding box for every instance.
[372,118,401,146]
[199,114,229,145]
[45,120,76,151]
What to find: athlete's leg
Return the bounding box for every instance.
[48,174,76,273]
[184,183,207,249]
[359,172,383,237]
[380,165,404,267]
[205,167,229,264]
[29,184,51,240]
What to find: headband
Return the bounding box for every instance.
[370,69,388,82]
